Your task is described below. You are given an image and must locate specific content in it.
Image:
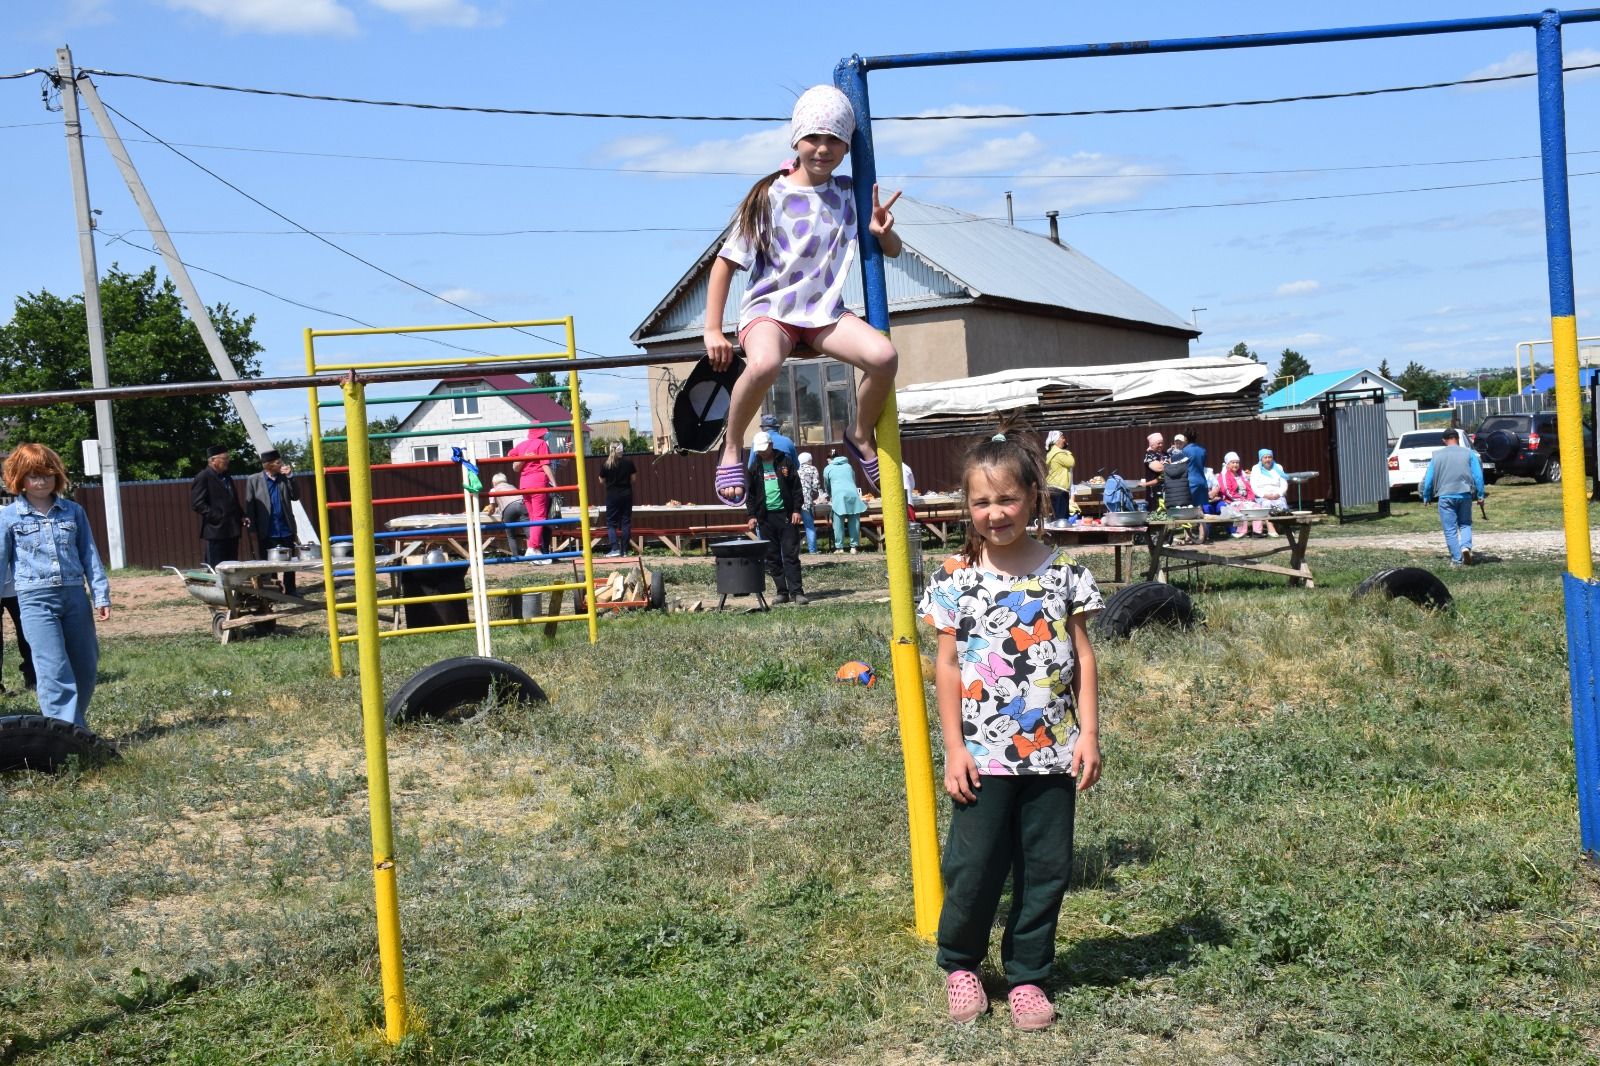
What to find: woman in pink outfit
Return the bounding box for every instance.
[508,426,554,559]
[1214,451,1256,538]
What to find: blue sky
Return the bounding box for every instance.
[2,1,1596,444]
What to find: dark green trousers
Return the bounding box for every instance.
[936,774,1076,987]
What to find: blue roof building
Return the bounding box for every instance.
[1261,368,1403,413]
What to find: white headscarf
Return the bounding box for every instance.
[790,86,855,148]
[1223,451,1240,465]
[1045,430,1062,449]
[798,452,814,465]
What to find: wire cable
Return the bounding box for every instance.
[34,127,1600,180]
[75,61,1600,122]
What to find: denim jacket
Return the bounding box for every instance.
[0,496,112,607]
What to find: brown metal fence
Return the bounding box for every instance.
[73,416,1333,570]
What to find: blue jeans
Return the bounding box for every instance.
[20,586,99,728]
[1438,495,1474,562]
[801,509,817,553]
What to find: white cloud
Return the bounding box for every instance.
[164,0,357,34]
[1461,48,1600,88]
[436,287,488,305]
[599,126,792,178]
[873,105,1026,157]
[917,132,1046,177]
[1275,280,1320,297]
[367,0,496,28]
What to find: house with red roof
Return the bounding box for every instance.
[388,373,586,465]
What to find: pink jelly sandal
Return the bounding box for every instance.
[714,462,746,505]
[1007,984,1055,1031]
[842,431,880,491]
[945,970,988,1024]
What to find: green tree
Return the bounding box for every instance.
[1378,359,1392,379]
[0,266,263,480]
[1227,341,1261,363]
[530,369,592,424]
[1395,361,1451,408]
[1271,348,1312,392]
[314,416,402,469]
[588,428,653,455]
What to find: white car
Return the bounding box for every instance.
[1386,429,1456,498]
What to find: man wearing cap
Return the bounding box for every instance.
[746,413,798,469]
[244,449,300,593]
[744,431,807,605]
[191,445,245,568]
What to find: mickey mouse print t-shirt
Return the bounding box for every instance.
[918,549,1104,776]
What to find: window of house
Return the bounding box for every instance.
[483,438,517,458]
[450,386,480,418]
[764,358,855,447]
[411,445,440,462]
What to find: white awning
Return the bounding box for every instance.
[896,357,1268,422]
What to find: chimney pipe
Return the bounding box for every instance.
[1005,191,1013,226]
[1046,210,1060,244]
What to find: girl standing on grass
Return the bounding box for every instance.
[917,419,1103,1031]
[0,444,111,729]
[703,85,902,505]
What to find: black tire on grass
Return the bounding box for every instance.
[1352,567,1453,610]
[0,714,119,774]
[385,656,547,725]
[1093,581,1195,639]
[649,569,666,611]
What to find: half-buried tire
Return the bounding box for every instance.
[385,656,547,725]
[1093,581,1195,639]
[0,714,120,774]
[1352,567,1453,610]
[648,569,666,611]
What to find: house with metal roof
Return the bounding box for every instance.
[1261,368,1403,414]
[388,374,583,465]
[631,195,1198,451]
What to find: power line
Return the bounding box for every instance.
[31,126,1600,180]
[1061,168,1600,219]
[72,60,1600,122]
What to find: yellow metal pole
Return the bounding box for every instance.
[564,317,600,644]
[305,328,343,677]
[1551,316,1593,580]
[342,378,410,1043]
[873,388,944,939]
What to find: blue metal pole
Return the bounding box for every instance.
[861,8,1600,70]
[1534,10,1600,860]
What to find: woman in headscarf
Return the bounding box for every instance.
[1248,447,1289,536]
[822,452,866,553]
[1214,451,1255,537]
[1044,430,1075,525]
[508,425,555,562]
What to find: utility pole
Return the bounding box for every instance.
[55,46,126,569]
[73,66,315,542]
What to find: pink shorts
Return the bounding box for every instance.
[737,312,857,351]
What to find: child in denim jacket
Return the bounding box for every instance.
[0,444,111,728]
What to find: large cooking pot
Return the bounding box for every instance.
[331,541,354,560]
[710,538,768,596]
[266,546,292,564]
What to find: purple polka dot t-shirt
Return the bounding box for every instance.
[718,174,858,331]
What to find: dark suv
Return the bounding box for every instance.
[1470,412,1593,483]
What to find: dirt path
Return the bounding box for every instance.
[96,528,1576,639]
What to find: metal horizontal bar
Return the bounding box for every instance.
[0,351,687,408]
[319,385,571,408]
[308,318,571,339]
[858,9,1600,71]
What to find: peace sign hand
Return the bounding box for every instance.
[869,184,901,237]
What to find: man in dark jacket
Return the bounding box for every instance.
[744,431,807,605]
[243,448,300,593]
[191,444,245,568]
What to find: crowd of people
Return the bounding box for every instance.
[1126,427,1296,539]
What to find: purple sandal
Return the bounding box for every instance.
[714,462,746,505]
[842,432,880,491]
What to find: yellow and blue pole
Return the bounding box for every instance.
[342,376,411,1041]
[837,58,943,938]
[1535,9,1599,860]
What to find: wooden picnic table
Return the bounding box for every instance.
[1035,524,1140,583]
[1143,513,1321,587]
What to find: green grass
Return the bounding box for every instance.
[1318,478,1597,537]
[3,543,1599,1063]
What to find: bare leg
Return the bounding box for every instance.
[812,315,898,460]
[716,323,794,496]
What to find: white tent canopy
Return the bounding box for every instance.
[896,356,1268,422]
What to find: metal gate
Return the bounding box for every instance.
[1322,390,1390,520]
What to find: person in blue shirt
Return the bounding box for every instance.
[244,449,301,594]
[0,443,111,729]
[1419,428,1487,568]
[746,413,798,468]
